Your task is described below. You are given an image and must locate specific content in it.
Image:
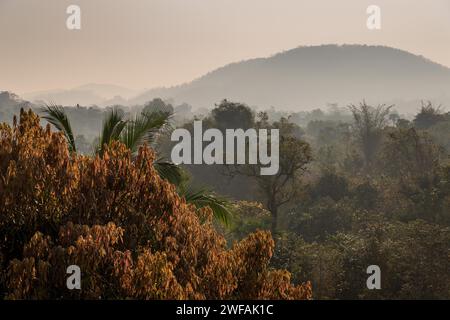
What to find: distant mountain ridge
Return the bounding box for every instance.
[22,83,138,107]
[130,44,450,111]
[13,45,450,112]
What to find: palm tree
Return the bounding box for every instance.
[42,105,77,153]
[180,187,232,226]
[41,104,232,225]
[43,105,181,183]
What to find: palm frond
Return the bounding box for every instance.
[120,111,172,153]
[98,108,127,155]
[41,104,77,153]
[154,159,184,186]
[182,187,233,226]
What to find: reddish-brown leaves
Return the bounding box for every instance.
[0,110,311,300]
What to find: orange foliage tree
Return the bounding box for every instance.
[0,110,311,299]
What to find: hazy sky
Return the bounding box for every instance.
[1,0,449,94]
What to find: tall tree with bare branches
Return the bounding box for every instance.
[348,101,393,170]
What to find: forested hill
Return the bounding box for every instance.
[131,44,450,110]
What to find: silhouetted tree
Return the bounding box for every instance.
[348,101,393,169]
[413,101,445,129]
[143,98,174,114]
[212,100,255,130]
[228,114,312,233]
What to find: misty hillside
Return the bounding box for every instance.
[131,45,450,110]
[22,83,137,107]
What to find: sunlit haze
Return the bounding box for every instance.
[0,0,449,94]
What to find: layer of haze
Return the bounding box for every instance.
[1,0,449,94]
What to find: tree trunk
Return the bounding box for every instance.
[270,207,278,235]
